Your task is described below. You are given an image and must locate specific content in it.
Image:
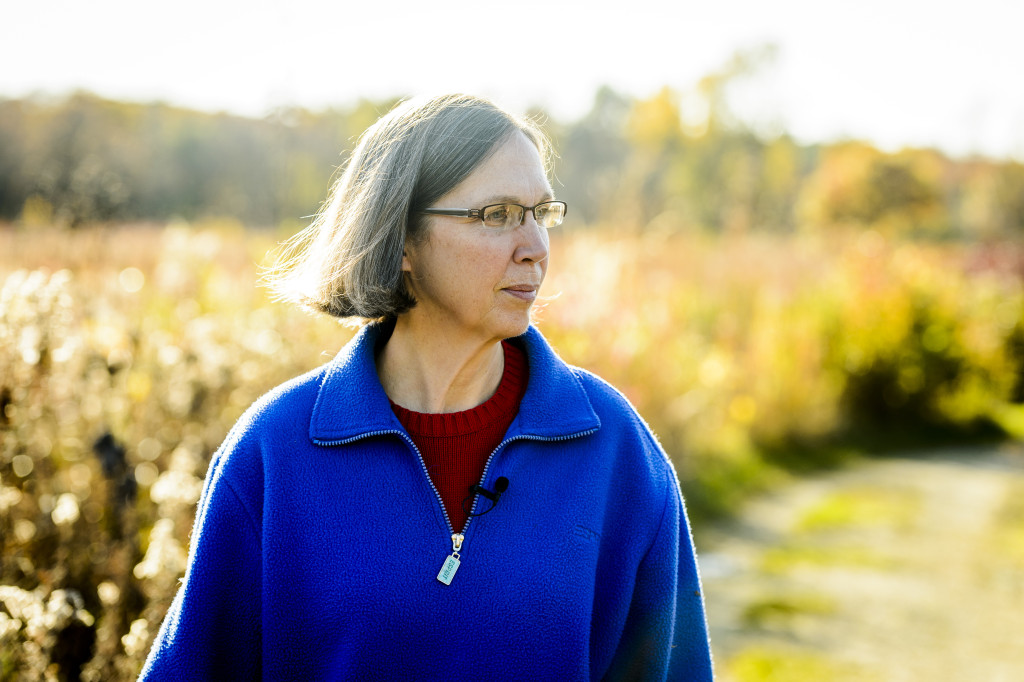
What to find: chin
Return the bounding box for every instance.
[493,312,532,341]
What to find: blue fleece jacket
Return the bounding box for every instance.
[140,324,713,681]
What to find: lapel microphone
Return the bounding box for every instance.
[461,477,509,517]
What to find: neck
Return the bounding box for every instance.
[377,316,506,414]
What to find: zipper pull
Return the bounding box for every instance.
[437,533,464,586]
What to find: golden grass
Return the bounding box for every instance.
[1,221,1022,678]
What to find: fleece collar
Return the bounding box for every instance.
[309,324,601,445]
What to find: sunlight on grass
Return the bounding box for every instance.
[993,480,1024,566]
[760,543,899,574]
[727,645,879,682]
[740,592,838,629]
[794,486,921,533]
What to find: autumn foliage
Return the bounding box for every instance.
[1,78,1023,678]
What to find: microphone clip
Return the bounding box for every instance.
[461,476,509,517]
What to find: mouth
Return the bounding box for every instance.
[501,284,539,302]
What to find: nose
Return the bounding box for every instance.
[514,212,550,265]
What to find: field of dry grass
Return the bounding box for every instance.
[1,222,1022,679]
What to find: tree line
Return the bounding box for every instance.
[1,87,1022,237]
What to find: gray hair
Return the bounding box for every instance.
[263,94,552,323]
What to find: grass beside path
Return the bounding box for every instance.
[699,443,1024,682]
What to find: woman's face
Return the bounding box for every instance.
[402,131,552,344]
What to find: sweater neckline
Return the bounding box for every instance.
[309,324,601,445]
[390,341,526,437]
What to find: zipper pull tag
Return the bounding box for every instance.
[437,533,463,586]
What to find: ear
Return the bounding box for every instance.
[401,246,412,273]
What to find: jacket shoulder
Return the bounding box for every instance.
[206,361,330,497]
[567,365,677,485]
[568,365,659,441]
[232,361,330,439]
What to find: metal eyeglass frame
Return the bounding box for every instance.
[421,200,568,228]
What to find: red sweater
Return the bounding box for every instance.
[391,341,527,534]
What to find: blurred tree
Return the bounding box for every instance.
[549,86,631,226]
[754,134,805,232]
[0,100,31,218]
[22,94,132,227]
[0,84,1019,239]
[994,162,1024,234]
[798,142,947,236]
[615,45,802,235]
[0,94,369,228]
[696,43,780,136]
[622,87,686,230]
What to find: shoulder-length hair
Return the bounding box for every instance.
[263,94,552,323]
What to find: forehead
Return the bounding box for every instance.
[443,132,552,205]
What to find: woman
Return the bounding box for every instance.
[140,94,713,681]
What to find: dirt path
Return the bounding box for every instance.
[699,443,1024,682]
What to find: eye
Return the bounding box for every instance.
[481,204,512,226]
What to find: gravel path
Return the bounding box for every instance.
[698,443,1024,682]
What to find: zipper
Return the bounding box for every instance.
[315,427,597,584]
[315,429,459,533]
[461,430,597,524]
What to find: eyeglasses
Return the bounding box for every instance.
[422,200,567,230]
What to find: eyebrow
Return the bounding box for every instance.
[476,191,555,206]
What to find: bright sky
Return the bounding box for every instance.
[4,0,1023,160]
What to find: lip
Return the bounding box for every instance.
[501,284,538,301]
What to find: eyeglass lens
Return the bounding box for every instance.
[482,204,519,227]
[481,202,565,229]
[535,202,565,227]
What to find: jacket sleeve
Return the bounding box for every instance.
[604,476,714,681]
[139,452,262,681]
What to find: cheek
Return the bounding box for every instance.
[409,230,517,298]
[446,238,511,278]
